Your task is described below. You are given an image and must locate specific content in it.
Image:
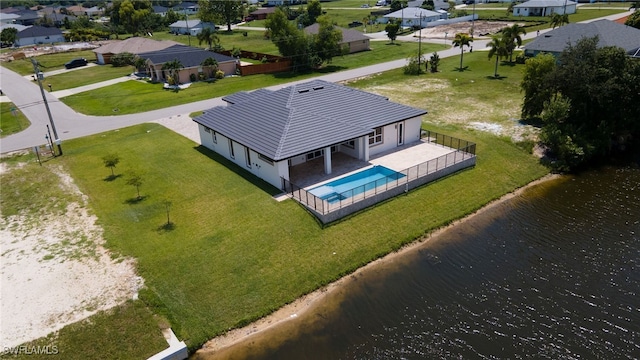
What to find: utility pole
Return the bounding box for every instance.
[184,9,191,46]
[417,15,423,72]
[31,58,62,156]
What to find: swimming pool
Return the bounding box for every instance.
[309,166,406,203]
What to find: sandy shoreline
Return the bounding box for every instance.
[195,173,560,357]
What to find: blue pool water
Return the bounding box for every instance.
[309,166,405,203]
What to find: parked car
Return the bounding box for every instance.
[64,58,88,69]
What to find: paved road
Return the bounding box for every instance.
[0,10,631,154]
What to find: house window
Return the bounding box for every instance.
[342,140,355,149]
[306,149,324,161]
[369,127,383,146]
[229,139,235,159]
[204,126,210,133]
[244,146,251,168]
[212,131,217,144]
[258,154,274,165]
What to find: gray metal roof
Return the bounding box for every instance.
[523,20,640,56]
[222,88,274,104]
[384,7,442,19]
[194,80,428,161]
[514,0,576,8]
[16,25,62,38]
[138,45,236,68]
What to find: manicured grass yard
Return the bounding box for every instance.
[39,64,135,91]
[1,50,96,76]
[0,102,30,137]
[61,41,446,115]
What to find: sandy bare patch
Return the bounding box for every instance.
[0,164,143,348]
[416,21,520,39]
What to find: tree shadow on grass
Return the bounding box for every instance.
[156,222,176,233]
[103,174,122,182]
[453,66,470,72]
[486,75,508,80]
[519,116,543,128]
[125,195,148,205]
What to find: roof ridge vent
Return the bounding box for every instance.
[312,86,324,90]
[298,89,310,93]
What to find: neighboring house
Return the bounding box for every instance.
[382,7,447,28]
[171,2,199,15]
[513,0,577,16]
[408,0,450,10]
[0,13,20,25]
[523,19,640,58]
[0,23,29,33]
[304,23,370,53]
[64,5,88,16]
[249,7,276,20]
[193,80,427,190]
[152,5,168,16]
[84,6,104,17]
[168,19,216,35]
[139,45,237,83]
[11,10,39,26]
[93,37,181,64]
[15,26,64,46]
[266,0,303,6]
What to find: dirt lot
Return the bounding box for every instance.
[417,20,519,38]
[0,161,143,348]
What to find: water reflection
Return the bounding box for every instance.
[199,167,640,359]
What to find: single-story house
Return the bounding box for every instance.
[266,0,303,6]
[170,2,198,15]
[523,19,640,58]
[382,7,447,28]
[513,0,577,16]
[0,13,20,25]
[152,5,168,16]
[249,7,276,20]
[0,23,29,34]
[93,37,180,64]
[304,23,370,53]
[193,80,428,190]
[15,26,65,46]
[408,0,450,10]
[10,10,39,26]
[139,45,237,84]
[168,19,216,35]
[64,5,89,16]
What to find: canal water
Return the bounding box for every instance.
[201,166,640,359]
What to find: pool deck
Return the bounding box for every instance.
[289,139,457,189]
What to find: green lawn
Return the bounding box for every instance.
[1,50,97,76]
[1,301,167,360]
[149,30,279,54]
[0,102,30,137]
[39,64,135,91]
[579,1,632,7]
[476,8,627,22]
[61,41,446,115]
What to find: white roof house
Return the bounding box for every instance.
[168,20,216,36]
[513,0,577,17]
[383,7,447,28]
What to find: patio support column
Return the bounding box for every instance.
[324,146,332,174]
[363,135,370,162]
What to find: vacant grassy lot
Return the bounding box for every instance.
[1,50,96,76]
[476,8,626,22]
[1,301,167,360]
[61,41,446,115]
[0,102,30,137]
[150,30,279,54]
[39,64,135,91]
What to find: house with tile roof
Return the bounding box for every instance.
[138,45,237,84]
[15,26,64,46]
[523,19,640,58]
[193,80,428,190]
[513,0,577,16]
[249,7,276,20]
[304,23,371,53]
[93,37,181,65]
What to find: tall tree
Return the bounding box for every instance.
[311,15,343,67]
[521,38,640,170]
[0,28,17,46]
[199,0,242,32]
[196,27,218,50]
[109,0,153,35]
[487,34,508,77]
[265,7,309,69]
[521,53,556,119]
[161,59,183,85]
[624,8,640,29]
[502,24,526,62]
[452,32,473,71]
[385,22,400,43]
[201,57,218,78]
[307,0,322,24]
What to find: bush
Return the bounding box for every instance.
[189,73,196,82]
[111,52,135,67]
[515,54,526,64]
[198,73,206,81]
[403,55,423,75]
[215,70,225,79]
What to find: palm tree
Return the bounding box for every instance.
[487,35,509,78]
[550,13,569,29]
[502,24,526,63]
[452,33,473,71]
[161,59,183,85]
[196,27,219,50]
[201,57,218,79]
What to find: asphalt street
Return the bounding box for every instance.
[0,10,630,154]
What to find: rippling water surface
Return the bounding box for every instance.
[205,167,640,359]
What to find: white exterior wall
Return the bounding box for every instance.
[16,34,65,46]
[369,118,422,156]
[198,124,287,189]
